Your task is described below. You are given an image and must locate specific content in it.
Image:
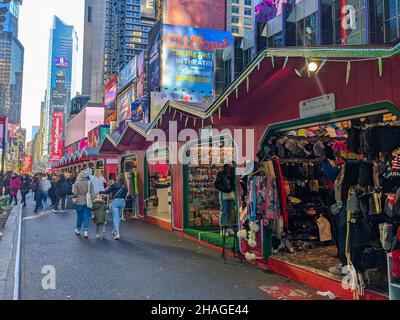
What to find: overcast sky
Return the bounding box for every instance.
[19,0,84,141]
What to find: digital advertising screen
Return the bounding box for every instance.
[148,20,162,92]
[164,0,226,31]
[50,112,64,163]
[56,56,69,68]
[136,51,145,99]
[162,24,232,103]
[117,86,135,124]
[255,0,302,23]
[119,56,137,91]
[131,93,150,124]
[104,77,118,124]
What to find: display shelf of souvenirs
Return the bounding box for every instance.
[190,209,220,227]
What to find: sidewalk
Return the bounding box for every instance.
[0,203,20,300]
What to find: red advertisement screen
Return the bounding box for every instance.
[50,112,64,163]
[164,0,226,31]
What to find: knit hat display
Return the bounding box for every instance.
[313,140,326,158]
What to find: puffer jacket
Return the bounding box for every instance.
[72,179,95,206]
[214,169,235,193]
[92,200,108,225]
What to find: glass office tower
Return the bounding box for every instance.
[43,16,78,156]
[0,0,24,124]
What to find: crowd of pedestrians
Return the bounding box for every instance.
[0,168,128,241]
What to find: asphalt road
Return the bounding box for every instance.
[20,195,299,300]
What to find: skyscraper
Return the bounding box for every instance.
[82,0,107,104]
[44,16,78,160]
[103,0,156,82]
[0,0,24,124]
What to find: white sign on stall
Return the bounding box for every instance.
[299,93,336,119]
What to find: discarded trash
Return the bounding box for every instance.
[316,291,336,299]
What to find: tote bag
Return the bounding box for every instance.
[86,181,93,209]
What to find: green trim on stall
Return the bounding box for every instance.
[184,228,238,252]
[259,100,400,263]
[260,101,400,149]
[143,155,149,216]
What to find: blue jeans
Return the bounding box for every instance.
[42,191,49,210]
[219,193,234,227]
[112,198,125,234]
[76,205,91,232]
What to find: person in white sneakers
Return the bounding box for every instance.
[72,171,95,238]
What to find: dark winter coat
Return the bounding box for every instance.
[214,169,235,193]
[55,175,68,196]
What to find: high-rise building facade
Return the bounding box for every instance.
[103,0,156,82]
[255,0,400,52]
[226,0,254,37]
[82,0,107,104]
[43,16,78,158]
[0,0,24,124]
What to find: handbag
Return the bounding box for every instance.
[86,181,93,209]
[222,191,235,201]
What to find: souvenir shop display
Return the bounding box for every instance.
[187,145,235,228]
[253,113,400,296]
[188,166,221,227]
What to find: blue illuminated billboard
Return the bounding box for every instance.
[162,24,232,103]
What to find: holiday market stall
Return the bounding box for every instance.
[98,42,400,299]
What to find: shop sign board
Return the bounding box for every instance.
[162,25,232,103]
[136,51,145,99]
[107,158,119,165]
[299,93,336,119]
[22,156,33,174]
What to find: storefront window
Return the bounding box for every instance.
[146,149,171,223]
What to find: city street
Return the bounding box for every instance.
[20,195,305,300]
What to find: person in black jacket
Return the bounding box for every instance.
[20,174,32,207]
[53,174,68,213]
[100,174,128,240]
[214,164,236,235]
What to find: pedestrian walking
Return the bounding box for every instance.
[214,164,236,236]
[100,174,128,240]
[9,173,21,205]
[20,174,32,207]
[3,172,11,197]
[48,174,58,208]
[34,173,52,213]
[53,174,68,213]
[72,171,95,239]
[90,169,107,196]
[92,195,108,240]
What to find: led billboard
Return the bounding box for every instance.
[136,51,145,99]
[148,20,162,92]
[104,77,118,124]
[162,25,232,103]
[117,86,135,124]
[164,0,226,31]
[131,93,150,124]
[50,112,64,163]
[119,56,137,90]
